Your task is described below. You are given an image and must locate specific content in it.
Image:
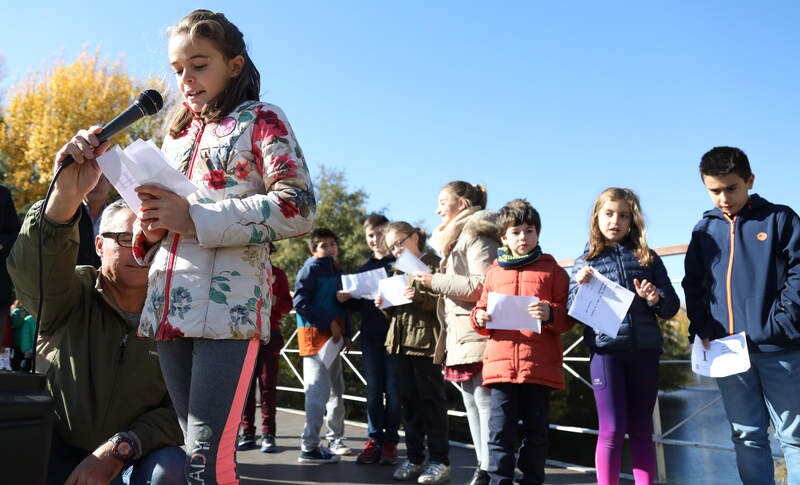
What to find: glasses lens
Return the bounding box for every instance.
[118,233,134,247]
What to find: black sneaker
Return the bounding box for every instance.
[236,434,256,451]
[260,434,276,453]
[298,446,341,464]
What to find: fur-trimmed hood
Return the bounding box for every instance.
[461,209,501,243]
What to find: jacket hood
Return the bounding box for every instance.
[462,209,501,243]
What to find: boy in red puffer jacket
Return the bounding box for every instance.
[470,198,573,485]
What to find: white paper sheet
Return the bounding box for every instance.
[318,336,344,369]
[486,292,541,333]
[393,249,432,275]
[341,267,388,300]
[691,332,751,378]
[378,274,412,309]
[97,139,198,213]
[567,270,635,338]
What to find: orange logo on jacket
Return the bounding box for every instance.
[756,232,768,241]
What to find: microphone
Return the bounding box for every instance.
[60,89,164,169]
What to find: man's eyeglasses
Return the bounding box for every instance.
[101,232,134,248]
[388,232,413,252]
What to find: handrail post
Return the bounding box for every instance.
[652,394,667,484]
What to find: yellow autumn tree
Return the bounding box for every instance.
[0,48,169,208]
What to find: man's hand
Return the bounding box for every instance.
[46,126,110,223]
[473,309,491,328]
[336,291,352,303]
[65,440,123,485]
[402,286,416,300]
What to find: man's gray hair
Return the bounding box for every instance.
[98,198,132,234]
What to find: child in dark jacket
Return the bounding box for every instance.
[682,147,800,484]
[338,214,401,465]
[378,221,450,485]
[294,228,352,463]
[471,199,573,485]
[569,188,679,485]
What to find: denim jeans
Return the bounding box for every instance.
[47,431,187,485]
[716,349,800,485]
[360,336,401,444]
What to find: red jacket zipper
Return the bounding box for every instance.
[159,118,205,331]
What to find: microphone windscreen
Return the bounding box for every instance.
[138,90,164,115]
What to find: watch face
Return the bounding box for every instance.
[114,439,134,460]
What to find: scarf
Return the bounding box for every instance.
[497,245,542,269]
[429,206,481,258]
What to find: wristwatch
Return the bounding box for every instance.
[109,434,136,463]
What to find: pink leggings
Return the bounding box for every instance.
[590,349,660,485]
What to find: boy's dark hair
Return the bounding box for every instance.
[497,199,541,235]
[168,9,261,138]
[363,214,389,229]
[308,228,338,252]
[700,146,752,181]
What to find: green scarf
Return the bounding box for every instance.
[497,245,542,269]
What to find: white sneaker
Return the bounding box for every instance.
[393,460,424,480]
[417,462,450,484]
[328,438,352,455]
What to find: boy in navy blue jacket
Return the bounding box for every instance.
[294,228,352,463]
[683,146,800,484]
[337,214,401,465]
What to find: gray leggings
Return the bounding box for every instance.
[158,338,259,485]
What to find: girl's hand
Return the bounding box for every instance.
[136,185,196,237]
[413,273,433,288]
[402,286,416,300]
[529,301,551,322]
[474,309,491,328]
[574,266,593,285]
[336,291,352,303]
[634,278,660,304]
[374,295,383,308]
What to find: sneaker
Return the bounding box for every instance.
[356,439,381,464]
[328,438,352,456]
[393,460,424,481]
[298,446,341,464]
[379,439,398,465]
[417,462,450,484]
[235,434,256,451]
[260,434,276,453]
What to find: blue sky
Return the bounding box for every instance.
[2,1,798,275]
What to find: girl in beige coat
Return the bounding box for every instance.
[415,181,501,485]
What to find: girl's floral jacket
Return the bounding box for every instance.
[134,101,315,341]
